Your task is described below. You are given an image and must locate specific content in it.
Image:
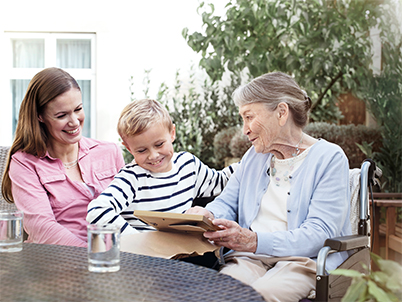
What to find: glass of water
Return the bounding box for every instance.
[87,224,120,273]
[0,209,24,252]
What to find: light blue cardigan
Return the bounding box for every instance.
[206,139,351,271]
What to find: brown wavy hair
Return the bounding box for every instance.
[1,67,80,203]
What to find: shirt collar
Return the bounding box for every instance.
[40,137,99,160]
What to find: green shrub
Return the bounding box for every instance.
[161,68,205,160]
[359,2,402,193]
[362,71,402,193]
[194,72,243,167]
[213,126,252,168]
[304,122,382,168]
[229,129,251,159]
[213,126,240,167]
[214,122,381,169]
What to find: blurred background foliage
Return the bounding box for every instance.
[126,0,401,193]
[183,0,399,123]
[182,0,401,192]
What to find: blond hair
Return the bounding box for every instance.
[117,99,173,139]
[233,72,312,128]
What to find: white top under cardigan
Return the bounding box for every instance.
[206,139,351,271]
[251,147,311,233]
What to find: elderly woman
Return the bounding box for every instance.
[2,67,125,247]
[187,72,351,302]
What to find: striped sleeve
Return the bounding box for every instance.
[86,168,139,235]
[193,154,239,198]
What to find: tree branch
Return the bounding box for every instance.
[311,70,343,110]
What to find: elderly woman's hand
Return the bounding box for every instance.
[185,206,215,220]
[204,218,258,253]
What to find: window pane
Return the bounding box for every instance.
[12,39,44,68]
[57,39,91,68]
[77,80,91,137]
[11,80,30,134]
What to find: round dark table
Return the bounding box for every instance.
[0,243,265,301]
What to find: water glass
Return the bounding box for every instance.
[0,209,24,252]
[87,224,120,273]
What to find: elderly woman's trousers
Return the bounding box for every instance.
[220,253,316,302]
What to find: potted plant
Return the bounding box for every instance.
[330,253,402,301]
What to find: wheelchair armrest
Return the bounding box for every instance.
[324,235,369,252]
[316,235,369,276]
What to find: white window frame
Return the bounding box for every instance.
[2,32,96,144]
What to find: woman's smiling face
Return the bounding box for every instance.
[38,88,85,148]
[239,102,279,154]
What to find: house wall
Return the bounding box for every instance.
[0,0,205,146]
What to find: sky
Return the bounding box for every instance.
[121,1,227,99]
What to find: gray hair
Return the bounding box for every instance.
[233,72,312,128]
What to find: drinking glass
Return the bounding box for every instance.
[87,224,120,272]
[0,209,24,252]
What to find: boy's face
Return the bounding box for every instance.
[123,122,176,173]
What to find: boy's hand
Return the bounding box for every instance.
[185,206,214,220]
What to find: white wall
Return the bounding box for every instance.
[0,0,215,146]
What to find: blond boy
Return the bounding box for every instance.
[86,99,237,235]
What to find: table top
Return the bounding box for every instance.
[0,243,265,302]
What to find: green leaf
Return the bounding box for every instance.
[341,279,367,302]
[330,268,363,278]
[386,274,402,292]
[377,257,402,277]
[312,58,321,74]
[368,280,393,302]
[182,27,189,39]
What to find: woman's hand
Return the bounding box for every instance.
[204,218,258,253]
[185,206,214,220]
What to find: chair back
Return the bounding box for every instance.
[349,159,381,238]
[0,146,16,211]
[349,168,362,236]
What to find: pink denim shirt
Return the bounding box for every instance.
[9,137,125,247]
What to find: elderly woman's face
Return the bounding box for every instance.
[239,102,279,154]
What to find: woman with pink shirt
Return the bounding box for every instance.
[1,67,125,247]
